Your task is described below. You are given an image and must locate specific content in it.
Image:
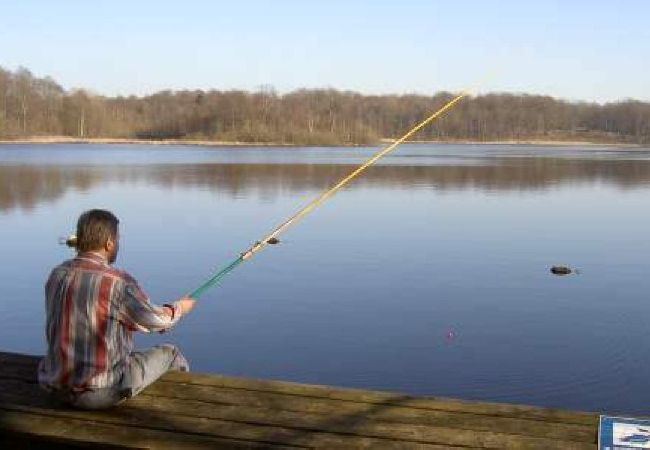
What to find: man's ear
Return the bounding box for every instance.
[105,238,115,253]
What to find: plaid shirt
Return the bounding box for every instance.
[38,252,181,390]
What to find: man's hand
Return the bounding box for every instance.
[177,296,196,316]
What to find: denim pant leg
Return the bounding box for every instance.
[124,344,189,397]
[53,345,187,410]
[62,367,131,410]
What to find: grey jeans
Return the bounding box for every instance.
[53,344,189,410]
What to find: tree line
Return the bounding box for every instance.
[1,66,649,145]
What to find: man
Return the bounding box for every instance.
[38,209,196,409]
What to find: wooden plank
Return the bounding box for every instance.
[1,402,464,450]
[0,362,597,442]
[0,380,594,449]
[0,408,290,449]
[131,392,596,448]
[0,352,598,427]
[0,352,37,366]
[0,352,598,448]
[160,371,598,425]
[0,382,456,449]
[138,382,596,442]
[0,362,36,381]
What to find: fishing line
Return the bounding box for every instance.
[189,90,470,299]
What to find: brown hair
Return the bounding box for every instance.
[75,209,119,252]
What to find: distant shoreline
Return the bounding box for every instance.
[0,137,301,147]
[379,139,643,147]
[0,136,644,148]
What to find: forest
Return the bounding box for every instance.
[1,66,649,145]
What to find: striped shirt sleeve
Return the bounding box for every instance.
[119,280,181,333]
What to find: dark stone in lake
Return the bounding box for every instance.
[550,266,572,275]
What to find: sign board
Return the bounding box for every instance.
[600,415,650,449]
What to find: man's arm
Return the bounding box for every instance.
[120,282,196,333]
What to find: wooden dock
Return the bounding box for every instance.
[0,351,599,448]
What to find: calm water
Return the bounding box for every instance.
[1,143,650,414]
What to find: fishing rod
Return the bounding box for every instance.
[187,90,470,299]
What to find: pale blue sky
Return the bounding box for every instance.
[1,1,648,102]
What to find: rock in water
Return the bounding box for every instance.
[550,266,572,275]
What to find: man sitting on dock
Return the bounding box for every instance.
[38,209,196,409]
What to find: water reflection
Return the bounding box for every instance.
[2,156,650,212]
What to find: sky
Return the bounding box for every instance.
[1,0,648,103]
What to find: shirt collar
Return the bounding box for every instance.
[75,251,109,265]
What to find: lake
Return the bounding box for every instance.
[1,142,649,414]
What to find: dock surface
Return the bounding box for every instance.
[1,351,599,448]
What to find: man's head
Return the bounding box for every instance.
[76,209,120,264]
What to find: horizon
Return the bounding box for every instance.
[1,1,649,104]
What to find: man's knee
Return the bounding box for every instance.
[125,344,188,397]
[158,343,180,354]
[158,343,189,372]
